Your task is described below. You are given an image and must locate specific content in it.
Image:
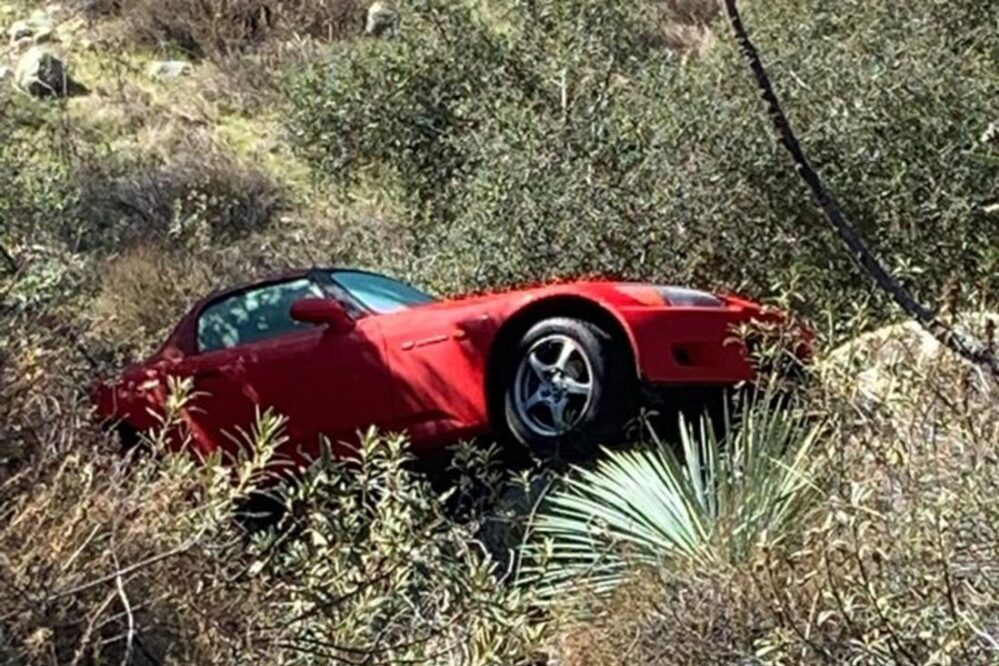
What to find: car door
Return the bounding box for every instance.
[179,277,394,463]
[374,305,497,452]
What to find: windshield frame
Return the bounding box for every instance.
[319,269,437,316]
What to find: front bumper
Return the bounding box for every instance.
[621,296,808,385]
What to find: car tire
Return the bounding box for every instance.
[502,317,635,456]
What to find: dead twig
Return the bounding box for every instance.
[110,538,136,666]
[0,243,17,275]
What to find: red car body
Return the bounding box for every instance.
[94,271,782,462]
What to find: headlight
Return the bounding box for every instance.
[617,284,725,307]
[657,286,724,308]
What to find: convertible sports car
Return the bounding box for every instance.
[94,269,792,461]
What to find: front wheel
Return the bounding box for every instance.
[503,317,635,456]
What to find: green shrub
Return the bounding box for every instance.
[255,431,546,665]
[287,0,999,333]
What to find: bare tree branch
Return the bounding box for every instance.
[111,540,136,666]
[722,0,999,378]
[0,242,17,275]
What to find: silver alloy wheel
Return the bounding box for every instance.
[512,333,595,438]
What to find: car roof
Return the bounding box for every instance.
[197,267,313,306]
[158,267,396,356]
[195,266,400,307]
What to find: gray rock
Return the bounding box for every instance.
[8,21,33,41]
[0,65,9,82]
[7,14,54,45]
[147,60,192,81]
[822,311,999,408]
[14,47,69,97]
[366,1,398,37]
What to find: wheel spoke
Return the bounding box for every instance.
[554,340,575,371]
[524,388,547,411]
[528,352,549,380]
[550,398,569,431]
[563,377,591,396]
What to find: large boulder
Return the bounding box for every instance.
[147,60,192,81]
[7,11,54,46]
[13,47,69,97]
[366,1,398,37]
[821,312,998,409]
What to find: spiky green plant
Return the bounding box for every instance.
[522,391,828,597]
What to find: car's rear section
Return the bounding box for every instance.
[92,361,174,451]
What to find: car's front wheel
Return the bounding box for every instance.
[503,317,635,455]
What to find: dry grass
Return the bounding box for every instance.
[552,566,763,665]
[73,130,288,252]
[657,0,720,56]
[90,245,214,346]
[662,0,721,25]
[85,0,365,58]
[0,406,277,665]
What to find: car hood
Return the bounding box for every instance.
[402,280,760,315]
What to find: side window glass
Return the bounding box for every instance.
[197,279,323,352]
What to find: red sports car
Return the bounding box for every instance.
[94,269,785,461]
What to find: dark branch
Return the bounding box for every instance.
[0,242,17,274]
[722,0,999,378]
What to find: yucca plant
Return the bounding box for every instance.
[521,388,828,597]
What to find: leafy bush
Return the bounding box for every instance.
[0,94,79,254]
[287,0,999,330]
[1,390,547,664]
[256,431,546,665]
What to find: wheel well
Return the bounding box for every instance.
[484,296,638,429]
[113,421,141,452]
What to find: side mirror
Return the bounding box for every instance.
[290,298,355,335]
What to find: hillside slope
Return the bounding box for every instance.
[1,1,998,664]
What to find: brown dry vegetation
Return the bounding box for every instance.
[84,0,366,58]
[91,245,213,342]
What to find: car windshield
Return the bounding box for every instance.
[330,271,436,314]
